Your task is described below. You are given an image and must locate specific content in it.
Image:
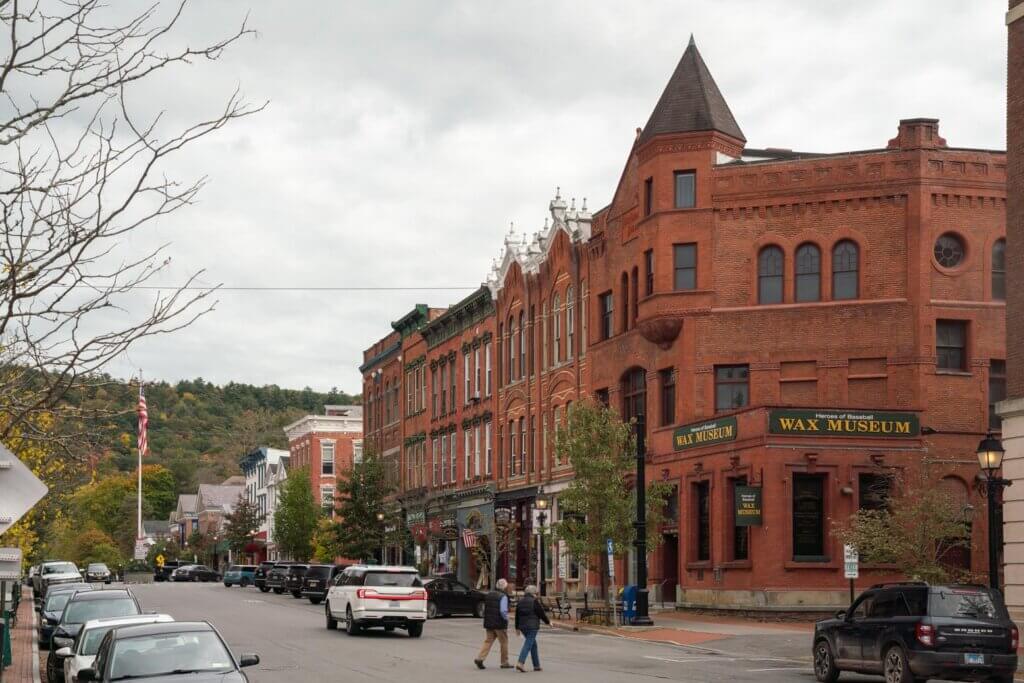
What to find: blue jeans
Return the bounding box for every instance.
[518,629,540,668]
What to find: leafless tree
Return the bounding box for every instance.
[0,0,264,445]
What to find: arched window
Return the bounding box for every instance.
[795,243,821,302]
[384,381,391,423]
[622,368,647,455]
[507,316,516,383]
[518,310,526,379]
[832,240,859,300]
[541,302,548,370]
[758,246,784,304]
[553,293,561,364]
[993,238,1006,301]
[566,286,575,359]
[580,280,587,358]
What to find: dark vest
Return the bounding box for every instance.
[515,594,540,632]
[483,590,507,629]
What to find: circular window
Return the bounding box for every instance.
[934,233,965,268]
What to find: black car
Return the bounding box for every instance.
[265,562,293,594]
[37,584,95,647]
[285,564,310,598]
[423,577,486,619]
[300,564,346,604]
[813,582,1018,683]
[153,560,184,582]
[171,564,220,582]
[47,589,141,682]
[85,562,113,584]
[253,561,276,592]
[76,620,259,682]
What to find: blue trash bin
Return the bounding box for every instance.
[622,585,637,624]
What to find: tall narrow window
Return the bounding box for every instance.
[528,416,535,473]
[673,243,697,290]
[644,250,654,295]
[542,302,549,370]
[509,420,517,476]
[432,437,440,486]
[643,177,653,216]
[474,424,481,478]
[450,359,456,413]
[792,474,826,560]
[566,286,575,359]
[674,170,695,209]
[758,246,784,304]
[542,413,549,471]
[795,243,821,302]
[321,442,335,476]
[715,365,749,411]
[832,240,859,300]
[519,311,526,380]
[936,320,967,371]
[431,367,438,418]
[440,433,448,485]
[620,273,629,331]
[993,239,1006,301]
[485,420,492,476]
[520,416,527,477]
[731,477,749,560]
[695,480,710,562]
[553,294,561,364]
[439,363,447,416]
[659,368,675,427]
[553,405,563,466]
[485,341,492,395]
[580,280,587,357]
[529,305,535,377]
[464,353,471,404]
[464,429,471,481]
[407,371,414,416]
[420,366,426,411]
[508,316,516,382]
[630,267,639,327]
[991,359,1007,430]
[474,346,481,397]
[450,429,457,482]
[599,292,613,340]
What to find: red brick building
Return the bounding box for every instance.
[359,39,1007,608]
[283,406,363,517]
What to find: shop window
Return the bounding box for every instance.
[714,364,749,412]
[599,292,613,340]
[758,246,784,304]
[659,368,675,427]
[644,250,654,296]
[795,243,821,302]
[695,480,710,562]
[673,243,697,291]
[731,477,749,561]
[674,170,696,209]
[993,239,1006,301]
[936,320,967,371]
[858,473,891,511]
[792,473,826,561]
[991,360,1007,430]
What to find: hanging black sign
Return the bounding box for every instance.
[734,486,762,527]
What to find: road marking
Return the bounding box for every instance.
[243,599,266,604]
[746,666,810,672]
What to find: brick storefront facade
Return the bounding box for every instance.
[359,39,1007,608]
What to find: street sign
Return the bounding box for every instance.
[606,539,615,580]
[0,548,23,580]
[0,443,48,536]
[843,545,859,579]
[134,540,148,561]
[155,554,165,568]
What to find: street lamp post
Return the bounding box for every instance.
[536,497,548,596]
[376,511,386,565]
[633,424,653,626]
[977,433,1011,592]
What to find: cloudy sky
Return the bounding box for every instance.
[97,0,1007,395]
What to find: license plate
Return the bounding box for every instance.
[964,653,985,665]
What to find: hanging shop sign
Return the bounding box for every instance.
[494,507,513,528]
[768,409,919,438]
[406,510,425,528]
[673,416,738,451]
[440,515,459,540]
[734,486,763,526]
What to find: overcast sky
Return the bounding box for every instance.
[100,0,1008,395]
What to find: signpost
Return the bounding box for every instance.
[843,544,859,604]
[606,539,616,625]
[0,547,22,678]
[134,539,148,561]
[734,486,763,526]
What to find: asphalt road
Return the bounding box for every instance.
[127,582,887,683]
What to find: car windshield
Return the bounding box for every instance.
[44,562,78,574]
[227,566,240,572]
[80,625,123,656]
[64,598,139,624]
[45,593,72,612]
[930,589,1003,620]
[87,564,108,571]
[109,631,234,680]
[364,572,421,587]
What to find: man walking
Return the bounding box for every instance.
[475,578,513,669]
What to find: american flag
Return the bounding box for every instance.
[461,527,477,548]
[137,386,149,457]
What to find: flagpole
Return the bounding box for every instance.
[137,371,144,542]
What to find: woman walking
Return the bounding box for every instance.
[514,585,551,672]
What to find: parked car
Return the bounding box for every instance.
[73,621,259,682]
[36,582,93,614]
[301,564,346,604]
[285,564,310,598]
[813,582,1019,683]
[265,562,293,594]
[47,589,141,682]
[423,576,486,619]
[36,561,83,603]
[171,564,220,582]
[253,561,276,593]
[325,565,426,637]
[55,613,174,683]
[84,563,112,584]
[223,565,257,588]
[38,585,95,648]
[152,560,184,582]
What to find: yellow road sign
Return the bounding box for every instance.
[156,554,165,567]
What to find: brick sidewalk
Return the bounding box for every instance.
[4,584,38,683]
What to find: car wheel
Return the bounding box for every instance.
[346,607,360,636]
[813,640,840,683]
[273,587,284,594]
[240,578,251,587]
[192,575,198,582]
[408,622,423,638]
[224,582,231,588]
[259,585,269,593]
[474,601,485,619]
[309,597,322,605]
[883,645,915,683]
[325,603,338,630]
[46,651,59,682]
[427,601,438,619]
[291,590,301,598]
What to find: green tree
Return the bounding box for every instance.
[553,400,671,600]
[311,518,343,563]
[224,495,265,556]
[834,468,973,583]
[273,468,320,561]
[333,453,405,562]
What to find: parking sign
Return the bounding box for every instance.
[843,544,859,579]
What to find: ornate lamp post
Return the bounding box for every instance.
[633,422,653,626]
[536,496,549,596]
[376,511,386,565]
[977,433,1010,592]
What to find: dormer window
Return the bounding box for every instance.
[674,171,696,208]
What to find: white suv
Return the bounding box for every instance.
[325,566,426,638]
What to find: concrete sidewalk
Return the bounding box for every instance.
[3,584,39,683]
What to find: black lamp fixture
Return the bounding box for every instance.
[976,432,1010,593]
[536,496,549,596]
[376,511,386,564]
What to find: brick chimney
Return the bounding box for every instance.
[887,118,947,150]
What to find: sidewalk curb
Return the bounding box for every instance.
[31,593,40,683]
